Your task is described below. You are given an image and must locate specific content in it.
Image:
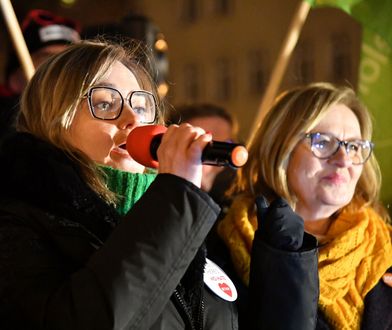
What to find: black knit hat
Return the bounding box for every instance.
[5,9,81,79]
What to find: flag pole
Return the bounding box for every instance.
[0,0,35,81]
[247,0,311,146]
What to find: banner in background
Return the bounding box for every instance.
[305,0,392,205]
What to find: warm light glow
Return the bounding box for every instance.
[155,38,168,52]
[60,0,76,7]
[157,82,169,97]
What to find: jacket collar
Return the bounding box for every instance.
[0,132,119,241]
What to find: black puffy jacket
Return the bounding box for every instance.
[0,85,19,141]
[0,133,238,330]
[207,215,319,330]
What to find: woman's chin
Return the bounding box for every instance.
[296,196,351,221]
[322,193,353,209]
[108,151,145,173]
[102,157,145,173]
[116,159,145,173]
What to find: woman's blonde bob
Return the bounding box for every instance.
[232,82,388,220]
[18,38,162,202]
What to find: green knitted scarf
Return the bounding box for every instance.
[100,166,157,216]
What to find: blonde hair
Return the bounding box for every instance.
[18,38,163,202]
[232,82,388,220]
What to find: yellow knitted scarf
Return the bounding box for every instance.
[218,196,392,329]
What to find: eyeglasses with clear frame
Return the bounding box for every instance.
[304,132,374,165]
[85,86,157,123]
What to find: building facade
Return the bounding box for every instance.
[141,0,361,141]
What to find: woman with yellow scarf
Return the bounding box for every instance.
[218,83,392,330]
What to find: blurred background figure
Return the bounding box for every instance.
[166,103,239,196]
[0,9,81,140]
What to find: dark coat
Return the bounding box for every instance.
[209,215,392,330]
[0,133,238,330]
[207,224,319,330]
[0,85,19,141]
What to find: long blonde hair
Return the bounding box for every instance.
[232,82,388,220]
[18,39,162,202]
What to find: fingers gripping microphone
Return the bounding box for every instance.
[126,125,248,169]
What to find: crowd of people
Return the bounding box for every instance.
[0,7,391,330]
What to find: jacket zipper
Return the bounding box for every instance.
[173,288,204,330]
[196,295,205,330]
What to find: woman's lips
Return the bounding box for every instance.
[111,144,131,158]
[322,173,347,184]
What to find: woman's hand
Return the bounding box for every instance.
[255,196,304,251]
[157,124,212,188]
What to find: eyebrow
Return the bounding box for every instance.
[94,82,115,88]
[90,84,139,100]
[310,131,364,141]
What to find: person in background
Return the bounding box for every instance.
[166,103,238,196]
[218,82,392,329]
[0,9,81,140]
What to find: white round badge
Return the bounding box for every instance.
[203,258,238,302]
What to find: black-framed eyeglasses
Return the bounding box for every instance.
[305,132,374,165]
[86,86,157,123]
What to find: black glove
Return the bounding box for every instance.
[255,196,304,251]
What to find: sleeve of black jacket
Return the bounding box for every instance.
[87,174,219,329]
[248,197,319,330]
[0,174,219,330]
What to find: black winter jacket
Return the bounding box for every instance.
[0,133,238,330]
[207,222,319,330]
[0,85,19,141]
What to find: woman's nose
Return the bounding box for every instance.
[328,145,353,167]
[118,103,140,129]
